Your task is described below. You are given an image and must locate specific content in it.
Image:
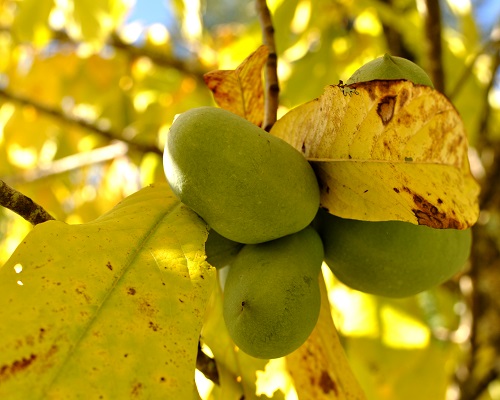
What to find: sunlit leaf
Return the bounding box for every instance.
[68,0,131,48]
[11,0,55,47]
[345,336,458,400]
[271,80,480,228]
[203,45,268,127]
[285,272,366,399]
[0,183,215,399]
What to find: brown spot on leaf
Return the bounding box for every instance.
[402,187,463,228]
[393,188,400,193]
[0,343,57,383]
[149,321,160,332]
[106,261,113,271]
[75,285,92,304]
[398,87,410,107]
[319,370,338,395]
[131,382,143,397]
[138,298,157,318]
[377,96,396,125]
[127,287,136,295]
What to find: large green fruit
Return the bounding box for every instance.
[163,107,320,244]
[223,226,324,359]
[315,209,471,298]
[345,53,434,87]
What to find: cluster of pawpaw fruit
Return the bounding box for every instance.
[163,54,472,359]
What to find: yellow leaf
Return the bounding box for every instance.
[285,272,366,399]
[11,0,55,47]
[0,183,215,399]
[270,81,480,229]
[204,45,268,127]
[68,0,131,49]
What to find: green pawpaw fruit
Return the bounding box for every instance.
[205,228,243,269]
[163,107,320,244]
[345,53,434,87]
[315,209,471,298]
[223,226,324,359]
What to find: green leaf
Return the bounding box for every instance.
[0,183,215,399]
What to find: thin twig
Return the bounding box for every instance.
[463,368,499,400]
[3,142,129,184]
[379,0,417,60]
[0,180,55,225]
[0,25,208,81]
[255,0,279,131]
[0,90,162,156]
[422,0,445,93]
[108,32,208,80]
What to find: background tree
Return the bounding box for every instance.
[0,0,499,399]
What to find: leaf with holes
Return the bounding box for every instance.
[204,45,268,127]
[270,81,480,229]
[0,183,215,399]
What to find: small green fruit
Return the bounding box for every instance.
[164,107,320,244]
[315,209,471,298]
[205,229,243,269]
[223,226,324,359]
[345,53,434,87]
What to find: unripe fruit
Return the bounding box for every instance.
[205,229,243,269]
[315,209,471,298]
[163,107,320,244]
[345,53,434,87]
[223,226,324,359]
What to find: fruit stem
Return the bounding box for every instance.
[255,0,280,131]
[0,180,56,225]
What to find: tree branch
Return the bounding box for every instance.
[0,25,209,81]
[4,141,129,184]
[256,0,279,131]
[421,0,445,93]
[0,89,162,156]
[107,32,208,80]
[379,0,417,61]
[462,367,499,400]
[0,180,55,225]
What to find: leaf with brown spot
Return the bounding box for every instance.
[0,184,214,399]
[285,274,366,399]
[204,45,268,127]
[271,80,480,229]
